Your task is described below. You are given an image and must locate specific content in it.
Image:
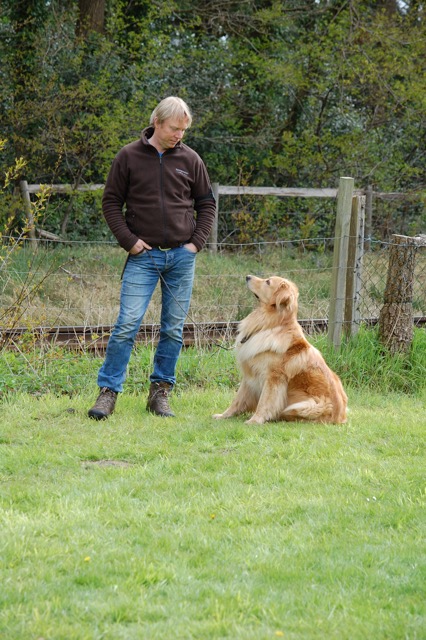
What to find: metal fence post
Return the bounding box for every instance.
[328,177,354,348]
[344,195,365,338]
[365,185,373,251]
[209,182,219,252]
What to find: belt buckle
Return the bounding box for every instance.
[158,246,171,251]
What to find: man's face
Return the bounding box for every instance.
[154,116,189,151]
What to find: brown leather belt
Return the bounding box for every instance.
[151,242,187,250]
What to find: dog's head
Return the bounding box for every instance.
[246,275,299,316]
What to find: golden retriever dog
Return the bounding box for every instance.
[213,275,347,425]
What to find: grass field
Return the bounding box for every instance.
[1,384,425,639]
[1,242,425,638]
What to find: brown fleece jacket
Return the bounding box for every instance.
[102,127,216,252]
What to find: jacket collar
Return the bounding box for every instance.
[141,126,182,151]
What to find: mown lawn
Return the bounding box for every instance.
[1,387,425,639]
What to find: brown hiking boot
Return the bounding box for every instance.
[146,382,175,417]
[88,387,117,420]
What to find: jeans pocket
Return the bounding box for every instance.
[182,244,197,255]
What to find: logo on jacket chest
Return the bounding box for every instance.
[175,168,190,177]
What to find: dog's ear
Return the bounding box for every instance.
[274,283,298,313]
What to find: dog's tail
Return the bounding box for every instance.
[283,397,340,423]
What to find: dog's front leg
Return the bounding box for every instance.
[213,381,255,419]
[245,381,288,425]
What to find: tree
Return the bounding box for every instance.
[1,0,424,239]
[77,0,105,37]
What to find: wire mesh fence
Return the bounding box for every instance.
[1,236,425,332]
[1,180,425,344]
[359,240,426,322]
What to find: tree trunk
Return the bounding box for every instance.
[9,0,48,167]
[378,234,422,354]
[77,0,105,37]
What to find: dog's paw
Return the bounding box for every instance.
[245,415,265,425]
[212,413,224,420]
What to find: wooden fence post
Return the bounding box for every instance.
[344,195,365,338]
[378,234,425,354]
[209,182,219,252]
[19,180,38,250]
[328,177,354,348]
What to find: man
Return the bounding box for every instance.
[88,96,216,419]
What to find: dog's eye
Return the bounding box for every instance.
[266,279,270,285]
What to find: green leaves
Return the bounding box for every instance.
[1,0,424,237]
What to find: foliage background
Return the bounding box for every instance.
[1,0,425,239]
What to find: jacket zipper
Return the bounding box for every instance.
[159,152,167,247]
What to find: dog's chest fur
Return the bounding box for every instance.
[236,326,293,362]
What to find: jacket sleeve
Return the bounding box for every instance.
[102,150,140,252]
[189,159,216,251]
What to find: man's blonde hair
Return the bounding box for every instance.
[150,96,193,127]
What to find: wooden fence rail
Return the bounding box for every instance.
[21,179,419,250]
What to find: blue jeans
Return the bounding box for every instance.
[97,246,196,392]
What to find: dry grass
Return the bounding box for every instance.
[1,243,425,329]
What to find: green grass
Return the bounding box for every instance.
[1,327,425,637]
[1,387,425,639]
[1,326,425,397]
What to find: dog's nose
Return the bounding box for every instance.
[246,275,252,282]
